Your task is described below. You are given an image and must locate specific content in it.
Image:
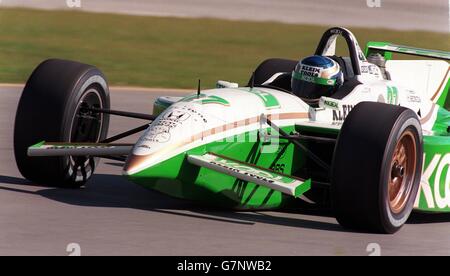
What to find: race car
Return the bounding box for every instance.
[13,27,449,233]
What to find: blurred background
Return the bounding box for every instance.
[0,0,449,88]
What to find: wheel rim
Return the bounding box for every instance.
[70,88,103,144]
[68,88,104,177]
[388,129,417,214]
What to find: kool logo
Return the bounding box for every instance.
[324,100,338,109]
[332,105,354,121]
[416,153,450,209]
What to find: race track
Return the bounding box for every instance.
[1,85,450,256]
[1,0,449,33]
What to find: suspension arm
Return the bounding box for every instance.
[262,115,331,172]
[83,107,156,121]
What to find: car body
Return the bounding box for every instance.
[20,27,450,232]
[121,28,450,212]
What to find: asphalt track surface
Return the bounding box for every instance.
[1,85,450,256]
[1,0,449,33]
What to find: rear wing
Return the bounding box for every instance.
[366,42,450,109]
[365,42,450,61]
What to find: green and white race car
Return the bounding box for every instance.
[14,27,449,233]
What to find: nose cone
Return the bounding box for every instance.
[122,103,209,176]
[123,154,150,176]
[122,129,192,176]
[122,140,187,177]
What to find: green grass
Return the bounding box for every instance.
[0,8,449,89]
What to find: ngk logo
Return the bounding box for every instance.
[416,153,450,209]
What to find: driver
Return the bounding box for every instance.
[291,55,343,104]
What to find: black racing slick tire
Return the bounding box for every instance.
[248,58,297,86]
[14,59,110,188]
[331,102,423,233]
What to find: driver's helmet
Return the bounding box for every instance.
[291,55,343,101]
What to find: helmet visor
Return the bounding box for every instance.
[292,71,336,99]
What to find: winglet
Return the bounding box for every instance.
[30,141,46,148]
[187,153,311,198]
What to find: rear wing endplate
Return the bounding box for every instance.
[187,153,311,198]
[366,42,450,61]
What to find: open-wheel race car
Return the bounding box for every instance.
[14,27,450,233]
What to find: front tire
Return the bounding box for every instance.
[331,102,423,233]
[14,59,110,188]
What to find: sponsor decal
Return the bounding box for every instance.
[211,161,276,184]
[271,163,286,173]
[361,66,369,73]
[138,107,194,148]
[361,87,372,93]
[164,109,190,122]
[44,145,116,150]
[153,106,206,132]
[241,88,280,109]
[361,65,380,77]
[292,71,336,86]
[301,65,321,77]
[405,89,421,103]
[407,95,422,103]
[416,153,450,209]
[332,104,354,121]
[323,99,339,109]
[152,120,178,129]
[330,29,343,35]
[183,106,207,123]
[138,144,152,150]
[211,157,295,185]
[387,86,399,105]
[143,128,171,143]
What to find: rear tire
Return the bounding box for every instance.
[14,59,110,188]
[331,102,423,233]
[248,58,297,86]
